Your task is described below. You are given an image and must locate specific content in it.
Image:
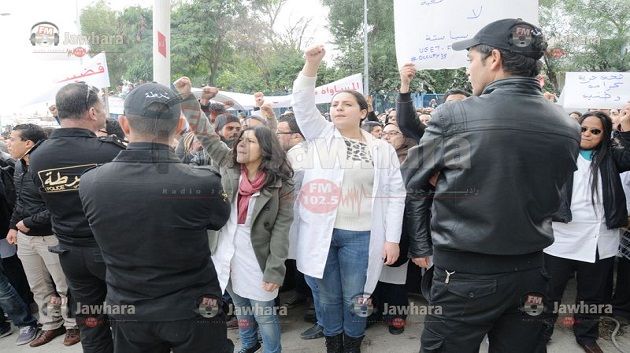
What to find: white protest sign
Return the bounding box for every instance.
[562,72,629,109]
[56,52,110,88]
[24,52,111,106]
[393,0,538,70]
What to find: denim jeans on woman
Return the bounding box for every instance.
[306,228,370,338]
[227,283,281,353]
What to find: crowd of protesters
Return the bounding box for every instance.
[0,18,628,353]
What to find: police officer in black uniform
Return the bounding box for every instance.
[78,83,233,353]
[29,82,124,353]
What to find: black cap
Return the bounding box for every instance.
[452,18,546,59]
[124,83,182,120]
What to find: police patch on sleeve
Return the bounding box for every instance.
[38,164,97,193]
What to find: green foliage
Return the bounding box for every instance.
[540,0,629,91]
[321,0,469,95]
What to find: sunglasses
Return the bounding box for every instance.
[77,81,98,112]
[580,127,602,135]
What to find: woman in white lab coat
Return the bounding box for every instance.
[291,45,406,353]
[544,111,630,352]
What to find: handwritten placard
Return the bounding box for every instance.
[393,0,538,70]
[563,72,629,109]
[56,52,110,88]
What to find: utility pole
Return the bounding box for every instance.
[363,0,369,96]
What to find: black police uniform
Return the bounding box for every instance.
[79,142,233,353]
[29,128,124,353]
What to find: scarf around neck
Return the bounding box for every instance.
[237,165,266,224]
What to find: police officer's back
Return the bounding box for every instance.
[78,83,233,353]
[29,83,123,353]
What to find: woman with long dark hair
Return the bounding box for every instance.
[545,111,630,352]
[175,77,294,353]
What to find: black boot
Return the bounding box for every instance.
[343,334,363,353]
[325,333,343,353]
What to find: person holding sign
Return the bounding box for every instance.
[402,19,580,353]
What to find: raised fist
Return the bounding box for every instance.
[173,77,192,98]
[200,86,218,102]
[254,92,265,107]
[304,44,326,65]
[399,63,416,86]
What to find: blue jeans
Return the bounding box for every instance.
[307,228,369,338]
[0,258,37,328]
[227,284,281,353]
[304,273,323,327]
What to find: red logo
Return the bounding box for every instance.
[157,31,166,57]
[84,317,99,328]
[299,179,341,214]
[391,317,405,329]
[72,47,87,57]
[561,316,575,328]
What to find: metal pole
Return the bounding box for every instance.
[153,0,171,86]
[363,0,369,96]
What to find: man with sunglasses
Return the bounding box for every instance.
[28,82,125,353]
[402,19,581,353]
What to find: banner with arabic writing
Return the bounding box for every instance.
[393,0,538,70]
[191,73,363,110]
[562,72,628,109]
[56,52,110,88]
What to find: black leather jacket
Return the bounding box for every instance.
[553,132,630,229]
[402,77,581,272]
[9,160,52,236]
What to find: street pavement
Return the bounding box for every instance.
[1,278,628,352]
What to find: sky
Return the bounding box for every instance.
[0,0,332,117]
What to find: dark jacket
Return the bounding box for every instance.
[9,160,52,236]
[397,92,426,142]
[28,128,125,247]
[553,132,630,229]
[402,77,581,273]
[79,143,230,321]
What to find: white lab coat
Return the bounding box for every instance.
[291,73,406,294]
[546,155,621,262]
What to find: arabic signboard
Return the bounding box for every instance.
[192,73,364,110]
[266,73,364,107]
[56,52,110,88]
[562,72,629,109]
[393,0,538,70]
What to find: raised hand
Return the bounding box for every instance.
[399,63,416,94]
[173,76,193,99]
[200,86,219,105]
[302,44,326,77]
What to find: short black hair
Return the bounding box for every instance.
[55,82,100,120]
[12,124,47,144]
[105,119,126,140]
[209,103,226,114]
[125,112,180,139]
[278,114,303,138]
[443,89,471,102]
[361,121,382,133]
[472,44,543,77]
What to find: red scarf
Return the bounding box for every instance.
[237,166,266,224]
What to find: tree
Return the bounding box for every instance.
[540,0,629,91]
[322,0,468,95]
[80,2,153,86]
[171,0,246,85]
